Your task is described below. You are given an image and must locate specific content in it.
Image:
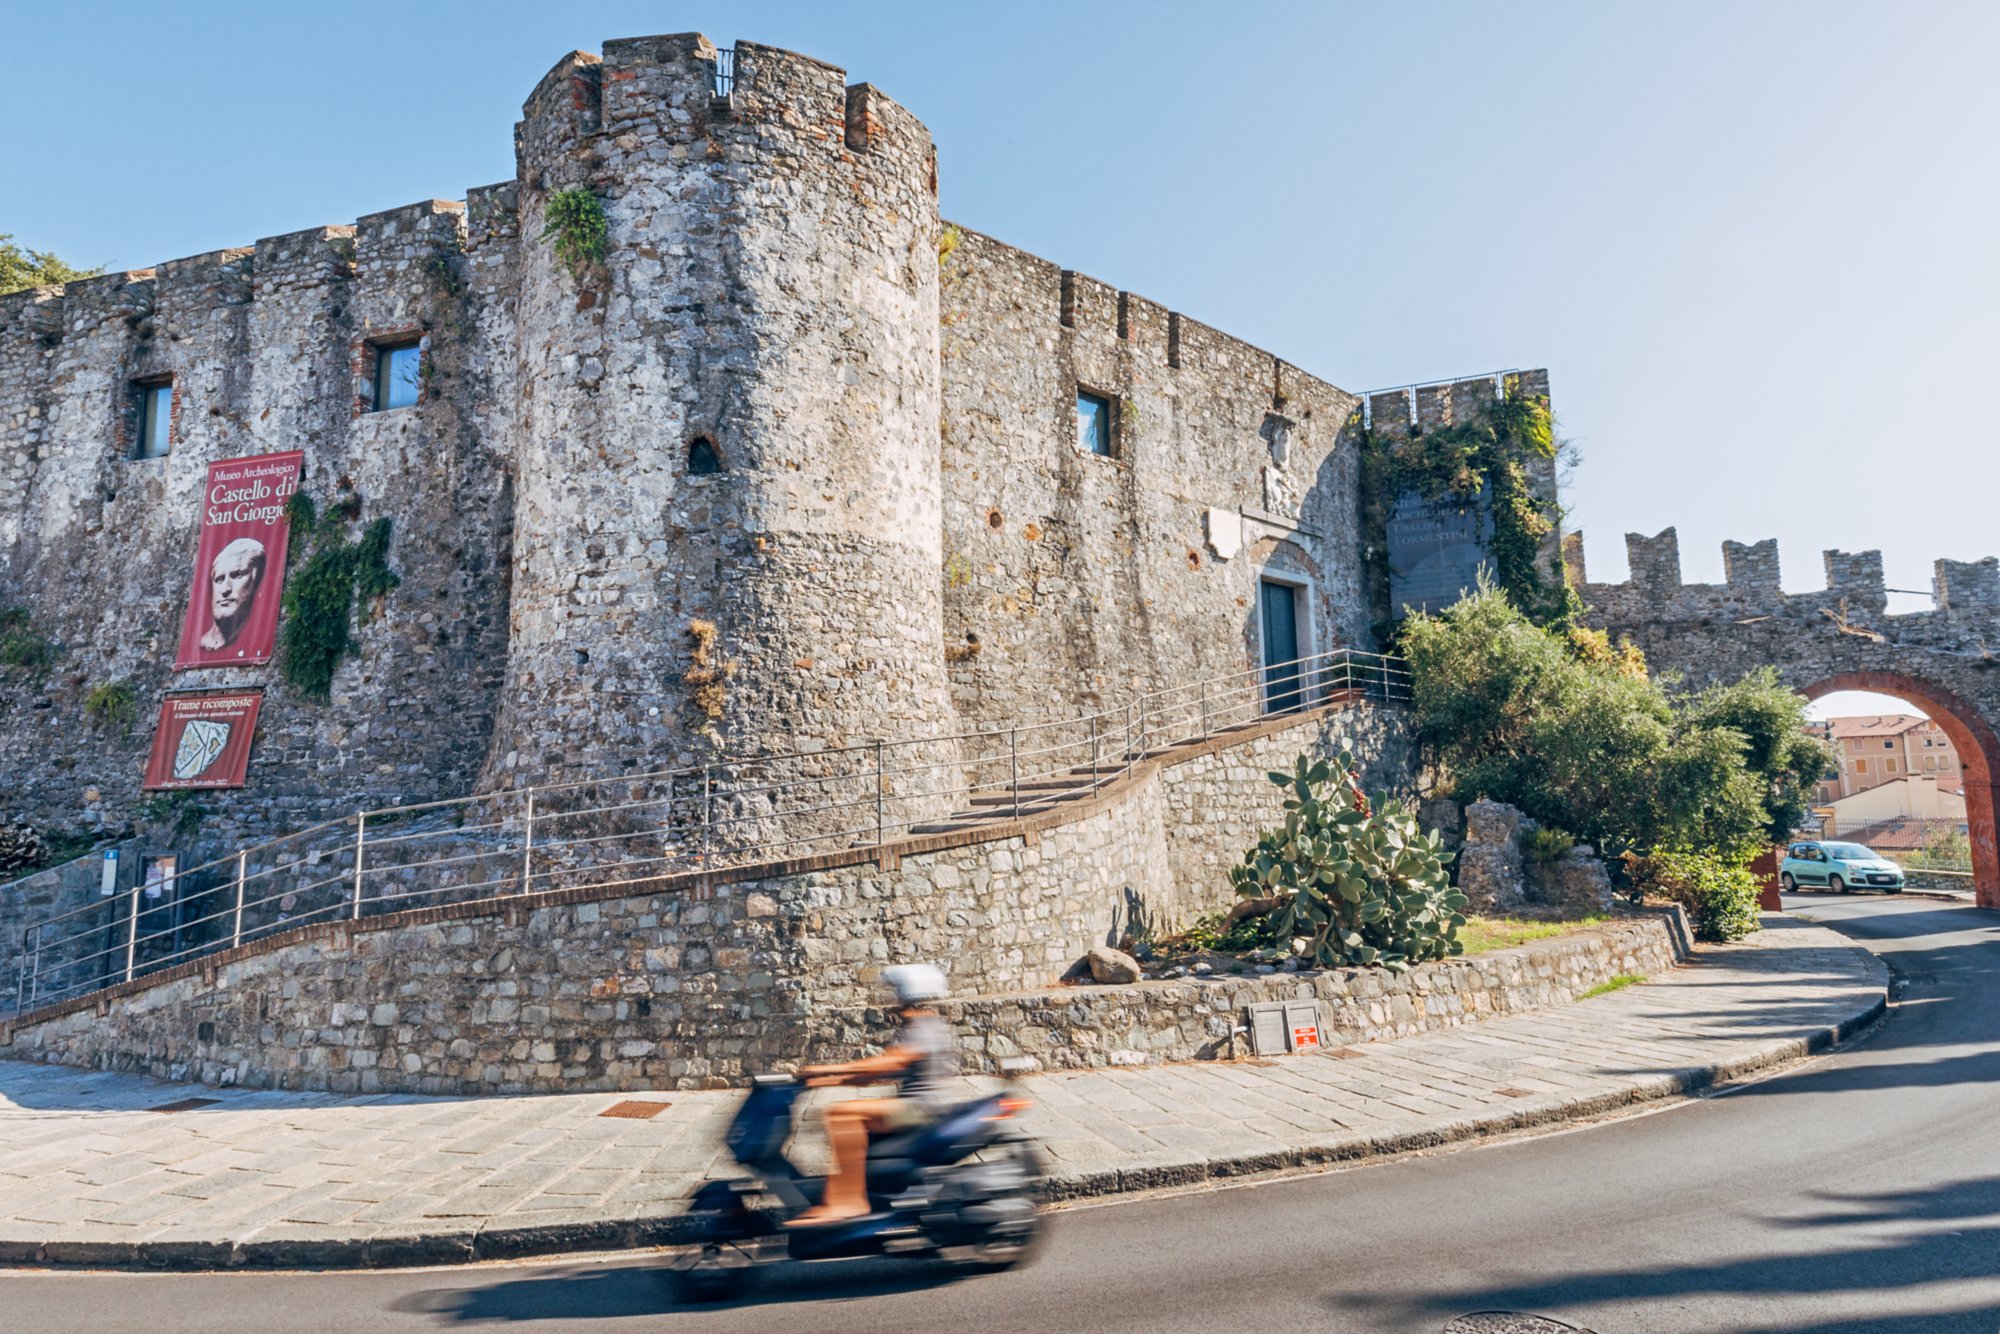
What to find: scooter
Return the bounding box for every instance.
[668,1072,1048,1301]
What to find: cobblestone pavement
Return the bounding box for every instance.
[0,916,1884,1268]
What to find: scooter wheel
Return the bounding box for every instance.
[668,1242,754,1303]
[956,1206,1047,1274]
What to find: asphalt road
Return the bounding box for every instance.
[6,894,1998,1334]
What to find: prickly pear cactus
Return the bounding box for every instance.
[1227,748,1466,971]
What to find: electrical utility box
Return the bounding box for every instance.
[1247,1000,1324,1055]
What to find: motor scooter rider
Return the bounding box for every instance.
[788,963,958,1228]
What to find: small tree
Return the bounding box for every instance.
[1228,750,1465,971]
[1401,586,1835,865]
[0,234,100,295]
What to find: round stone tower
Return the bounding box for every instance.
[493,35,959,821]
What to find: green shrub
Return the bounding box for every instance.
[1402,587,1834,863]
[1227,749,1465,971]
[1624,849,1762,942]
[1521,825,1575,867]
[0,607,53,670]
[83,679,137,730]
[540,189,609,279]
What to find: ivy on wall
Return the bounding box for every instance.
[1359,385,1577,638]
[277,489,400,702]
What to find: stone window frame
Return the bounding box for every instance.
[124,373,179,461]
[1073,384,1123,461]
[353,324,429,417]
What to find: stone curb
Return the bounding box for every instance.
[0,940,1889,1273]
[1043,975,1889,1201]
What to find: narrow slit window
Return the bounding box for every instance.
[687,437,722,475]
[373,341,422,411]
[1076,390,1112,456]
[135,380,173,458]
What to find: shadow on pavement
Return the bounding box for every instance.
[392,1254,972,1322]
[1325,1182,2000,1333]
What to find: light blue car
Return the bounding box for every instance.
[1781,840,1905,894]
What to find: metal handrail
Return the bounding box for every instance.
[5,647,1407,1014]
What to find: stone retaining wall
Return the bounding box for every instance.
[907,907,1691,1075]
[1,701,1412,1094]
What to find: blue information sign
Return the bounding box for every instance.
[1386,488,1494,617]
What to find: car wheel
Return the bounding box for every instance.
[1780,873,1796,892]
[1831,875,1848,894]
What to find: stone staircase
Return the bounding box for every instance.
[906,718,1271,835]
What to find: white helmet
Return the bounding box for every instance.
[882,963,948,1005]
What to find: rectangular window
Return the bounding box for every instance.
[1856,759,1868,774]
[1884,740,1896,749]
[1886,758,1899,773]
[134,380,172,458]
[373,341,422,411]
[1076,390,1113,457]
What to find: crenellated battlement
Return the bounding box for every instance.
[1574,526,2000,631]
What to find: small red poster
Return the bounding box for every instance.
[143,691,264,790]
[1291,1025,1322,1051]
[173,451,304,669]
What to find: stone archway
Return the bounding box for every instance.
[1802,672,2000,908]
[1571,527,2000,908]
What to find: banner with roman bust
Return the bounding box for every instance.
[143,690,263,790]
[172,450,304,669]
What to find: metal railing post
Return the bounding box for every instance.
[1009,727,1020,819]
[874,741,887,846]
[231,851,246,949]
[701,765,713,865]
[14,929,28,1014]
[1090,713,1100,789]
[124,882,139,983]
[521,788,536,895]
[27,925,39,1007]
[350,812,367,922]
[1200,682,1210,739]
[1380,655,1390,702]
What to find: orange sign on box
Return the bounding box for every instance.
[1292,1026,1321,1051]
[144,691,264,790]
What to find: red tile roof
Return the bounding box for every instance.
[1826,714,1928,739]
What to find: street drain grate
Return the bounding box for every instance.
[150,1097,221,1113]
[600,1100,672,1120]
[1444,1313,1595,1333]
[1329,1047,1369,1060]
[1493,1087,1535,1098]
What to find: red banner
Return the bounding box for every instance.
[144,691,264,790]
[173,451,304,669]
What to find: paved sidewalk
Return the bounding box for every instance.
[0,915,1885,1269]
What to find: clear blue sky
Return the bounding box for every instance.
[8,2,1992,710]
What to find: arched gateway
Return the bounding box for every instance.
[1570,528,2000,906]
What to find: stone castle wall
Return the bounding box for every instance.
[936,229,1370,727]
[1571,527,2000,904]
[0,33,1475,872]
[0,201,517,853]
[0,700,1413,1093]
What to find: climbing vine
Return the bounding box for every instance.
[1359,384,1577,638]
[540,189,609,280]
[277,488,400,702]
